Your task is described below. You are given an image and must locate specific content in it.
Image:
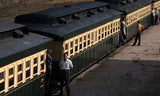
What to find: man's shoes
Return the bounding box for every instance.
[138,44,140,46]
[132,44,135,46]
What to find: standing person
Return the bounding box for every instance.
[46,49,53,94]
[120,18,126,45]
[155,8,159,24]
[132,21,144,46]
[151,8,155,25]
[59,53,73,96]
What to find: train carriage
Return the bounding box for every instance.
[15,1,122,79]
[0,22,52,96]
[96,0,152,40]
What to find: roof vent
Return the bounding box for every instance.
[87,10,94,17]
[58,18,67,24]
[13,29,24,38]
[98,8,105,12]
[121,1,127,5]
[72,14,80,20]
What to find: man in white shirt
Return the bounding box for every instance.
[59,53,73,96]
[152,8,155,25]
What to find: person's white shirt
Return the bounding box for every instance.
[152,9,156,16]
[155,10,159,16]
[59,59,73,70]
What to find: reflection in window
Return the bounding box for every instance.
[9,68,13,75]
[18,74,22,82]
[80,37,82,42]
[34,58,37,64]
[95,31,97,41]
[70,42,73,48]
[26,61,30,68]
[18,64,22,72]
[75,39,78,44]
[65,43,68,50]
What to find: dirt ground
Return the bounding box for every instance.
[69,24,160,96]
[0,0,93,22]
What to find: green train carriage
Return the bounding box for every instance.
[0,22,52,96]
[96,0,152,40]
[15,1,122,79]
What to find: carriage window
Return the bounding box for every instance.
[84,36,86,40]
[105,26,107,30]
[41,63,44,70]
[9,68,13,75]
[34,58,37,64]
[18,64,22,72]
[102,28,104,32]
[99,29,101,34]
[0,82,4,92]
[9,78,14,87]
[41,55,44,61]
[34,66,37,74]
[70,49,73,54]
[75,39,78,44]
[18,74,22,82]
[80,37,82,42]
[0,72,4,80]
[95,31,97,41]
[26,70,30,78]
[88,34,90,39]
[80,44,82,49]
[91,32,94,40]
[65,43,68,50]
[75,46,78,52]
[70,41,73,48]
[88,40,90,45]
[84,42,86,47]
[26,61,30,68]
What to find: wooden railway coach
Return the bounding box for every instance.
[0,22,52,96]
[97,0,152,40]
[15,1,122,79]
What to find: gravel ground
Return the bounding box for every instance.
[69,24,160,96]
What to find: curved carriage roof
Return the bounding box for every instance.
[0,22,25,33]
[96,0,152,14]
[0,22,52,67]
[15,1,122,41]
[15,1,107,25]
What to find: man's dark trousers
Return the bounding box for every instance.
[60,70,70,96]
[133,32,141,46]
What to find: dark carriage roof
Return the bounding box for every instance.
[96,0,152,14]
[15,1,108,25]
[0,22,52,64]
[15,1,122,41]
[0,33,51,60]
[25,9,121,40]
[0,22,25,33]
